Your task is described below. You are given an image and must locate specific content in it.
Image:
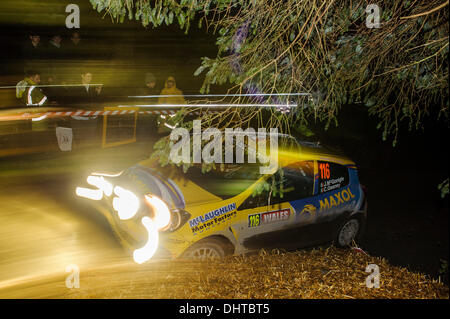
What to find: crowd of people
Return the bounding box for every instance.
[14,29,189,141]
[16,30,187,109]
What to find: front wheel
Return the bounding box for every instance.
[181,238,230,260]
[336,217,362,247]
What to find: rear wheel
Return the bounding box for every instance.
[336,217,361,247]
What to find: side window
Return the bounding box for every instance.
[269,161,314,205]
[317,161,349,194]
[238,183,268,211]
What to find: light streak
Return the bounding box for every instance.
[128,93,310,98]
[119,103,298,108]
[133,217,159,264]
[75,187,103,200]
[31,114,48,121]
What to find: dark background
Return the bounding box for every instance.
[0,0,220,97]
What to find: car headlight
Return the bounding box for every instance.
[76,174,189,264]
[144,195,171,230]
[87,175,113,196]
[112,186,140,220]
[163,209,191,233]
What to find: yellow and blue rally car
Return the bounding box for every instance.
[76,136,367,264]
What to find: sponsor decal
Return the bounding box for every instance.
[164,237,187,244]
[319,186,355,211]
[189,203,237,235]
[317,161,349,194]
[299,204,317,221]
[320,176,345,193]
[248,208,291,228]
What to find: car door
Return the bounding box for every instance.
[234,182,270,250]
[241,161,318,250]
[265,160,328,249]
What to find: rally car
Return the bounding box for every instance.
[75,135,367,263]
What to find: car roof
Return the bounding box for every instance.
[264,134,355,166]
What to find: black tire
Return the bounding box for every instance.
[336,216,365,247]
[181,237,231,260]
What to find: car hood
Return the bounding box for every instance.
[124,164,222,209]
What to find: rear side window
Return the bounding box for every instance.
[239,161,315,209]
[317,161,349,194]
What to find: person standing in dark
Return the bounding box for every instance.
[45,32,65,84]
[15,70,47,107]
[22,33,43,59]
[69,70,103,146]
[15,70,51,134]
[48,33,63,50]
[69,31,81,47]
[135,72,159,140]
[69,70,103,107]
[22,31,45,73]
[65,31,84,85]
[138,73,159,98]
[66,31,83,61]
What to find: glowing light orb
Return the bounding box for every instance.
[112,186,140,220]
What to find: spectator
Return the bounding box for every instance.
[70,31,81,47]
[158,76,186,105]
[48,33,63,49]
[22,31,45,73]
[65,31,86,85]
[69,70,103,107]
[132,72,159,103]
[23,33,42,57]
[157,76,185,135]
[66,31,83,61]
[139,72,159,97]
[16,70,51,134]
[41,74,64,105]
[135,72,159,140]
[46,32,64,83]
[15,70,47,107]
[69,71,102,146]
